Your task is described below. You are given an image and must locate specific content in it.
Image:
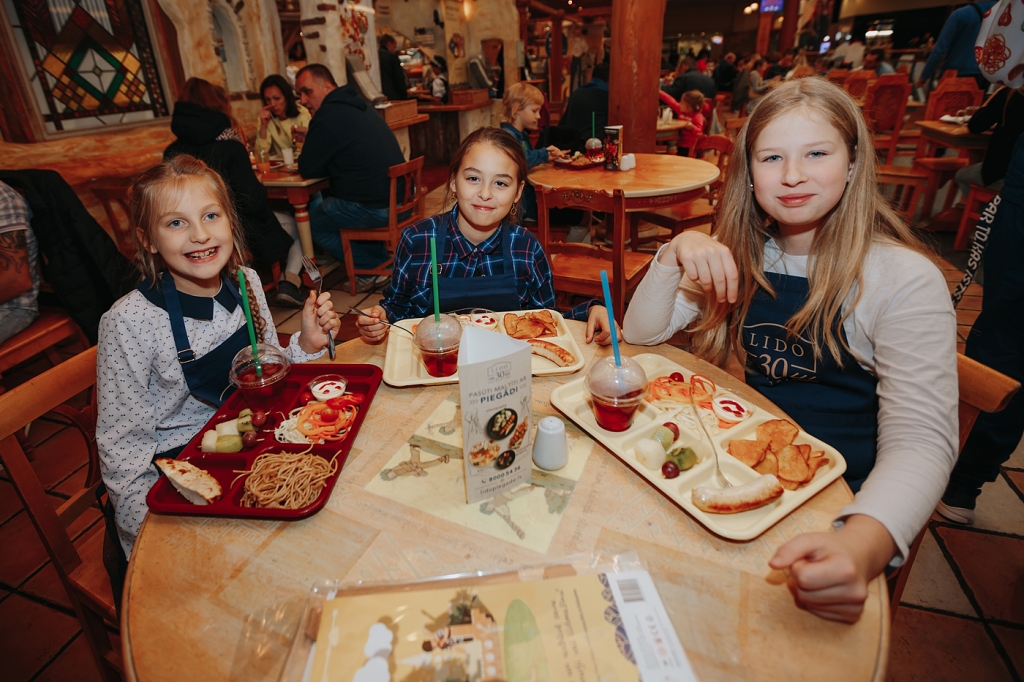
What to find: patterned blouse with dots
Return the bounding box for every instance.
[96,268,323,558]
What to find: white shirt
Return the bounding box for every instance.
[96,268,323,557]
[623,240,959,564]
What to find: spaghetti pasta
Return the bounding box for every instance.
[232,449,339,509]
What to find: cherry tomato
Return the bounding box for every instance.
[319,407,339,423]
[251,410,267,427]
[241,431,259,448]
[663,422,680,440]
[300,391,315,405]
[670,372,685,383]
[661,461,680,479]
[326,394,364,409]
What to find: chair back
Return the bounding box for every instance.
[387,156,426,247]
[843,70,877,98]
[826,68,850,84]
[940,69,958,80]
[723,116,746,141]
[714,92,733,123]
[0,346,122,680]
[689,134,733,200]
[536,187,630,319]
[924,78,983,120]
[92,184,135,259]
[863,74,911,135]
[887,354,1020,616]
[876,165,929,222]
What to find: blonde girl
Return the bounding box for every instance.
[624,78,958,623]
[96,155,339,579]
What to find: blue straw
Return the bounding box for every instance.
[600,270,621,367]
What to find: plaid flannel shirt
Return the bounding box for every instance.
[380,206,596,323]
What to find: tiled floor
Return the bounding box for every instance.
[2,188,1021,680]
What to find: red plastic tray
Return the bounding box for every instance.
[146,363,383,520]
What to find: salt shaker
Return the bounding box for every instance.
[533,416,569,470]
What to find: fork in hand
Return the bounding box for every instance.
[299,255,336,360]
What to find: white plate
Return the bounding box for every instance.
[382,309,585,387]
[550,353,847,541]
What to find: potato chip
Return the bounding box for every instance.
[727,439,769,468]
[780,478,802,491]
[797,443,812,462]
[756,419,800,454]
[754,451,778,476]
[777,444,811,483]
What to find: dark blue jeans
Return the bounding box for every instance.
[308,195,390,271]
[945,198,1024,501]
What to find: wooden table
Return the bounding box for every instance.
[121,326,888,682]
[529,152,721,246]
[656,119,689,155]
[916,120,992,164]
[260,172,329,260]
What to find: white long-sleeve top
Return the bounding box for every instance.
[96,268,323,557]
[623,240,959,564]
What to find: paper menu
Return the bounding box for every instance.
[307,570,697,682]
[458,327,534,504]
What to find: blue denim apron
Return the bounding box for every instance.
[434,213,523,314]
[743,271,879,491]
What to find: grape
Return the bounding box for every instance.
[241,431,259,448]
[251,410,267,427]
[663,422,680,440]
[661,461,680,479]
[670,372,685,382]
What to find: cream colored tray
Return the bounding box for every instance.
[550,353,847,541]
[382,309,586,387]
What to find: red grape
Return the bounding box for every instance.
[661,461,680,479]
[662,422,679,440]
[670,372,685,382]
[241,431,259,448]
[299,391,315,405]
[251,410,267,427]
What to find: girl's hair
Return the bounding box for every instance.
[259,74,301,120]
[680,90,705,113]
[443,127,528,222]
[179,77,245,140]
[128,155,265,338]
[503,82,545,121]
[690,77,927,368]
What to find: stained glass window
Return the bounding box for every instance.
[4,0,169,133]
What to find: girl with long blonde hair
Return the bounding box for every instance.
[624,78,958,623]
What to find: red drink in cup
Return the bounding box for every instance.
[420,346,460,377]
[585,355,648,432]
[414,313,462,378]
[230,343,291,407]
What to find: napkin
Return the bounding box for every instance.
[940,114,968,124]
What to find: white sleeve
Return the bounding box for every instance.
[96,306,160,558]
[623,244,703,346]
[245,267,325,364]
[835,251,959,565]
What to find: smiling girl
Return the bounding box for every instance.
[96,155,339,584]
[356,127,613,344]
[624,78,958,623]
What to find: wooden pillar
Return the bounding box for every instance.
[608,0,667,154]
[780,0,798,52]
[756,12,774,56]
[549,14,565,116]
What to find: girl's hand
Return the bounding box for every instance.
[546,146,566,160]
[585,305,621,345]
[356,305,389,344]
[660,231,739,304]
[298,290,339,354]
[769,515,897,624]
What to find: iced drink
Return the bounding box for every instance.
[230,343,290,406]
[585,355,648,432]
[414,313,462,378]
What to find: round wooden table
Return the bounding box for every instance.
[122,326,888,682]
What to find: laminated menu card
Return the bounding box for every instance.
[307,569,697,682]
[458,327,533,504]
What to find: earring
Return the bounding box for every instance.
[749,182,754,191]
[510,201,517,217]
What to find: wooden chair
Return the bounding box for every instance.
[0,309,88,393]
[887,353,1020,616]
[91,184,135,260]
[714,92,733,123]
[340,156,426,295]
[0,346,123,680]
[826,68,850,85]
[631,135,733,248]
[897,77,984,157]
[843,69,876,98]
[876,165,930,222]
[862,74,910,164]
[723,116,746,141]
[536,187,652,322]
[954,184,999,251]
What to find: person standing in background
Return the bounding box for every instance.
[378,34,410,102]
[0,181,39,344]
[714,52,737,92]
[917,1,995,91]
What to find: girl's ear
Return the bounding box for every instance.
[514,181,525,204]
[137,227,158,254]
[448,174,458,196]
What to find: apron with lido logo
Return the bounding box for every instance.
[433,212,524,314]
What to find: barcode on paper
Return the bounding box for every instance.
[616,578,644,603]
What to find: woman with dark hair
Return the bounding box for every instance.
[256,74,310,157]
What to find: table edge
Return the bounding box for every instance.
[261,176,330,188]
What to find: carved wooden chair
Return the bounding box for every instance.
[876,164,930,223]
[862,74,910,164]
[340,156,426,295]
[888,354,1020,617]
[0,346,123,680]
[843,69,876,99]
[536,187,652,322]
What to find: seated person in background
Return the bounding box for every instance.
[676,90,706,157]
[378,34,410,102]
[859,49,895,75]
[164,78,295,279]
[731,56,752,112]
[0,181,39,344]
[785,52,811,79]
[664,56,717,101]
[764,52,793,81]
[562,61,610,150]
[500,82,565,222]
[256,75,310,157]
[747,59,770,109]
[295,64,407,293]
[954,85,1024,198]
[356,128,615,345]
[713,52,737,92]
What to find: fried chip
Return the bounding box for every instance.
[727,439,770,468]
[797,443,812,462]
[777,444,811,483]
[504,311,558,339]
[754,451,778,476]
[805,453,829,482]
[780,478,802,491]
[756,419,800,454]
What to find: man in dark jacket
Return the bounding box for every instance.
[378,34,409,102]
[561,61,610,151]
[296,64,406,289]
[713,52,737,92]
[664,56,716,101]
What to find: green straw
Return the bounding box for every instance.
[237,269,262,377]
[429,236,440,323]
[600,270,621,367]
